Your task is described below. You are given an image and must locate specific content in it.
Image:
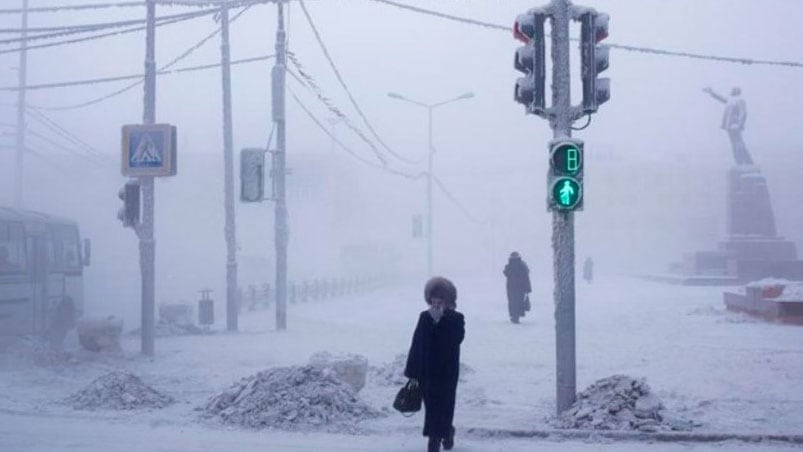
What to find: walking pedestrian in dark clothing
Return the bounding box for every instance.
[504,251,532,324]
[404,277,465,452]
[583,256,594,284]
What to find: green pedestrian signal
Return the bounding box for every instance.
[551,177,582,209]
[548,138,584,211]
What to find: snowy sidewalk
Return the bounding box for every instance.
[1,275,803,451]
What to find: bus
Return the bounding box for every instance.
[0,207,90,344]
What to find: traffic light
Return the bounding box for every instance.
[513,10,546,116]
[580,10,610,114]
[117,180,141,228]
[548,139,583,211]
[240,148,266,203]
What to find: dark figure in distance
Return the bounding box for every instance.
[405,277,465,452]
[503,251,531,324]
[583,257,594,284]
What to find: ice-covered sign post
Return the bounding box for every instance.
[513,0,610,415]
[117,0,178,357]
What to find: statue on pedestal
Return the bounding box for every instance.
[703,86,754,165]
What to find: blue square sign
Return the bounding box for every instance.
[122,124,177,177]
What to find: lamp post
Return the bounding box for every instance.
[387,91,474,276]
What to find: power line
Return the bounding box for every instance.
[25,107,112,163]
[367,0,803,69]
[0,9,217,56]
[0,2,145,14]
[298,0,421,166]
[432,174,486,225]
[288,86,387,170]
[27,5,253,111]
[0,9,215,42]
[290,84,482,224]
[26,127,107,167]
[287,55,388,166]
[0,53,275,91]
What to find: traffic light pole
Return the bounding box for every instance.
[220,2,239,332]
[273,1,288,331]
[549,0,577,415]
[13,0,28,208]
[139,0,157,356]
[426,107,433,277]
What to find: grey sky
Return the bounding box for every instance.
[1,0,803,321]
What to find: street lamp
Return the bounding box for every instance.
[386,91,474,276]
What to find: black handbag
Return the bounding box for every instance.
[393,378,422,416]
[523,294,531,312]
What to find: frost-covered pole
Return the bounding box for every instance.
[220,1,239,332]
[426,106,433,277]
[13,0,28,208]
[273,1,288,330]
[550,0,576,414]
[140,0,157,356]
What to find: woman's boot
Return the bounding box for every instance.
[443,426,455,450]
[427,436,441,452]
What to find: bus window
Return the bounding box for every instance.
[0,221,27,274]
[50,224,81,272]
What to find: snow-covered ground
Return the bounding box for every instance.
[2,275,802,451]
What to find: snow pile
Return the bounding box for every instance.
[369,353,408,386]
[308,351,368,393]
[77,316,123,353]
[127,321,209,338]
[558,375,694,432]
[204,365,383,432]
[369,353,474,386]
[745,277,792,288]
[778,283,803,301]
[65,371,174,410]
[3,336,77,367]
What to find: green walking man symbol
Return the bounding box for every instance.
[559,179,576,206]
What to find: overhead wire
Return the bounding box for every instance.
[25,107,113,164]
[431,174,487,225]
[298,0,422,166]
[0,2,145,14]
[366,0,803,69]
[0,9,216,42]
[288,85,425,181]
[287,54,387,166]
[0,8,218,56]
[1,54,275,91]
[27,5,253,111]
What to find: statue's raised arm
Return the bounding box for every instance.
[703,86,727,104]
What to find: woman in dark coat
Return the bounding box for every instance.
[504,251,532,324]
[404,277,465,452]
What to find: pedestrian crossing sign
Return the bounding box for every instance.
[121,124,177,177]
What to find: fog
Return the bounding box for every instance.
[2,0,803,326]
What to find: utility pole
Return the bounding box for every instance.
[220,1,239,332]
[140,0,157,356]
[549,0,576,415]
[13,0,28,208]
[426,107,433,277]
[272,1,288,330]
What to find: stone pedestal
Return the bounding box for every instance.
[726,167,776,236]
[670,166,803,283]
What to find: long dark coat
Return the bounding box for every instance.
[404,309,465,438]
[504,257,532,317]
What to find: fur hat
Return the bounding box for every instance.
[424,276,457,307]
